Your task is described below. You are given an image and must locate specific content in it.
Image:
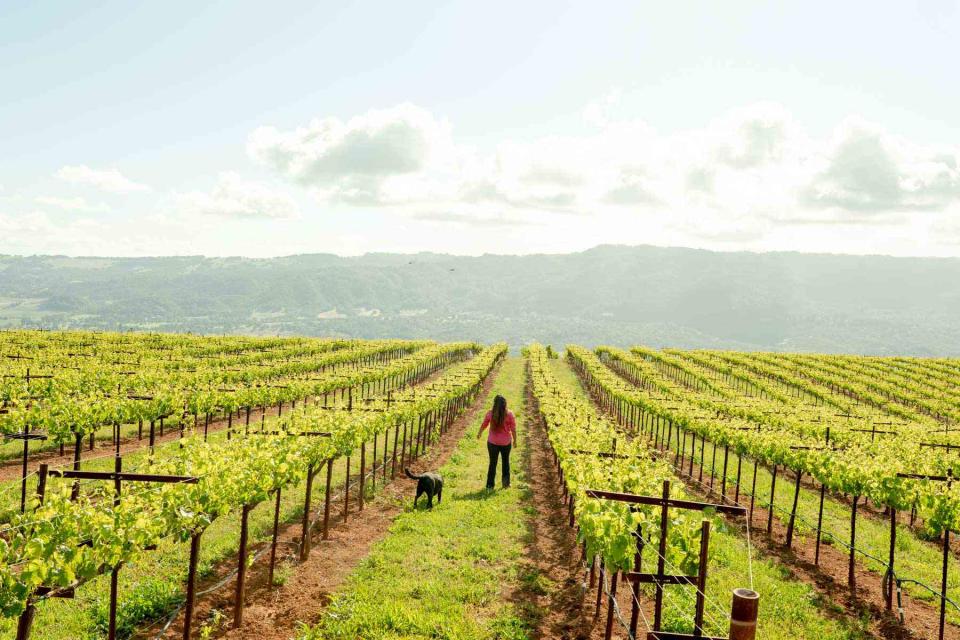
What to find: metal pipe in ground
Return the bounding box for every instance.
[729,588,760,640]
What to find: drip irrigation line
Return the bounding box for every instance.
[149,539,299,640]
[897,577,960,617]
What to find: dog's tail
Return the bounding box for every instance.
[404,468,422,480]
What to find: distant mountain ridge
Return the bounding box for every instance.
[1,245,958,355]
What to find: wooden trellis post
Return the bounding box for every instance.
[886,504,897,612]
[245,429,331,559]
[814,482,826,565]
[15,463,53,640]
[586,481,751,640]
[2,429,48,513]
[323,457,334,539]
[44,462,198,640]
[184,532,202,640]
[301,464,315,561]
[268,488,282,587]
[344,456,351,521]
[897,470,954,640]
[359,442,366,511]
[766,465,777,534]
[234,503,252,628]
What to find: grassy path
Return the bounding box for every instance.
[300,357,531,640]
[548,357,875,640]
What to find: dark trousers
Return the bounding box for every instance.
[486,442,511,488]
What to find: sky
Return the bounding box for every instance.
[1,0,960,258]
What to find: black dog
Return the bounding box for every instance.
[405,468,443,508]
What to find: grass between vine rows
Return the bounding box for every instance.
[547,356,873,640]
[299,356,532,640]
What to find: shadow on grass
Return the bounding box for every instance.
[456,488,497,502]
[408,499,441,511]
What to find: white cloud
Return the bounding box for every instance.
[176,172,301,220]
[603,179,661,206]
[412,211,541,228]
[0,211,51,235]
[56,165,150,193]
[0,211,119,255]
[803,120,960,213]
[35,196,110,213]
[17,99,957,257]
[248,100,960,244]
[248,103,454,205]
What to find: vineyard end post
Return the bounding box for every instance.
[19,428,30,513]
[653,480,670,630]
[359,442,366,511]
[785,470,802,548]
[70,431,82,500]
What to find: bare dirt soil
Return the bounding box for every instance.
[517,381,616,640]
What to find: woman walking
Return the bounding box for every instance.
[477,394,517,489]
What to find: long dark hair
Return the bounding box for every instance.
[491,395,507,431]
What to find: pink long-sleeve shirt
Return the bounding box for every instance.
[481,410,516,446]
